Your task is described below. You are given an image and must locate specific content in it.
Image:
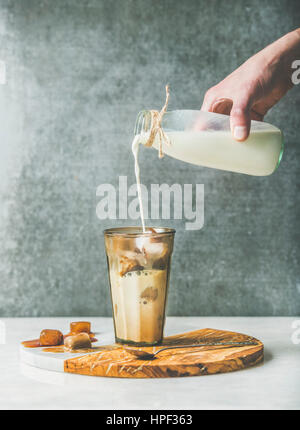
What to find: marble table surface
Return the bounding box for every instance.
[0,316,299,410]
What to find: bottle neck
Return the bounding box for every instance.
[134,110,153,136]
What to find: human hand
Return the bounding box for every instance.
[201,29,300,141]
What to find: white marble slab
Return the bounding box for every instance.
[19,330,115,373]
[0,317,299,409]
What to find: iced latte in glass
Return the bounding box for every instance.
[104,227,175,346]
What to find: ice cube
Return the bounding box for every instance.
[119,255,144,277]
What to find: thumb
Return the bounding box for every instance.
[230,101,251,141]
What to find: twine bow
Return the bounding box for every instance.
[144,85,171,158]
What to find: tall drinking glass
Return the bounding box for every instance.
[104,227,175,346]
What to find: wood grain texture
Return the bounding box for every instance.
[64,328,264,378]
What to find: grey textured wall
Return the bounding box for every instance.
[0,0,299,317]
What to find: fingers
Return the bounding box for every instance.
[194,99,229,131]
[211,98,232,115]
[201,87,252,141]
[201,87,234,117]
[201,87,217,112]
[230,102,251,141]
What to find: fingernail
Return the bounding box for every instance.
[233,126,247,141]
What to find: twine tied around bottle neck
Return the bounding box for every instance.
[144,85,171,158]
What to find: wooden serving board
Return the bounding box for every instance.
[20,328,263,378]
[64,328,263,378]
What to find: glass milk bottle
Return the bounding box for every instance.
[134,110,284,176]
